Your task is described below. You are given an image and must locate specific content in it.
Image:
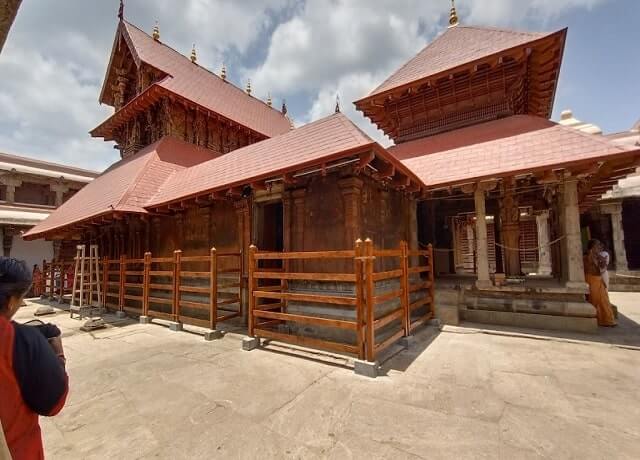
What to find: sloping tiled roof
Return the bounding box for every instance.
[105,21,290,138]
[367,25,555,98]
[148,113,377,207]
[392,115,640,188]
[24,137,217,239]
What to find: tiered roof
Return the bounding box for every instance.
[93,21,291,139]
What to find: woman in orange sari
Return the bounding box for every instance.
[584,240,616,327]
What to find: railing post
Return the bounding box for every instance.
[210,247,218,330]
[428,244,435,318]
[102,257,108,308]
[248,245,258,337]
[143,252,151,316]
[364,238,375,362]
[401,240,410,337]
[48,261,55,300]
[354,239,365,360]
[118,254,125,312]
[173,250,182,323]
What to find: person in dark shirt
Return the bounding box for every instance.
[0,257,68,459]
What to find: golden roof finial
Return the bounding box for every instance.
[246,79,252,96]
[190,44,197,63]
[449,0,459,27]
[220,63,227,81]
[152,21,160,41]
[267,92,272,107]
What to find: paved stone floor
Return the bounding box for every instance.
[14,292,640,459]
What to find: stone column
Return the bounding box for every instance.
[536,210,552,275]
[0,175,22,203]
[2,226,12,257]
[50,182,70,207]
[474,188,492,289]
[561,179,588,290]
[601,201,629,273]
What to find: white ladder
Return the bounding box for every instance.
[70,244,102,319]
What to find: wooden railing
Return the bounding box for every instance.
[42,260,74,302]
[48,248,242,330]
[249,239,434,362]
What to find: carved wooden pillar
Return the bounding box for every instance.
[338,177,363,247]
[175,213,184,250]
[500,178,521,276]
[291,189,306,251]
[282,190,292,252]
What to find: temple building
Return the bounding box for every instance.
[0,151,97,268]
[558,111,640,288]
[26,3,640,357]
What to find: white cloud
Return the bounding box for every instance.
[0,0,613,171]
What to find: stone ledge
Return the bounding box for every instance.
[461,309,598,333]
[354,359,378,378]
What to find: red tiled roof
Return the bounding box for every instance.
[393,115,640,188]
[366,25,557,98]
[24,137,217,239]
[148,113,378,207]
[100,21,291,138]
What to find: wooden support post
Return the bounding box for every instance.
[143,252,151,316]
[401,240,410,336]
[354,239,365,360]
[41,259,46,297]
[173,250,182,322]
[118,254,125,312]
[364,238,375,362]
[48,261,55,299]
[102,257,109,308]
[210,247,217,330]
[427,244,435,318]
[248,245,258,337]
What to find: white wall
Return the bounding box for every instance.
[11,235,53,270]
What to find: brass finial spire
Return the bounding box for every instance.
[449,0,459,27]
[335,94,341,113]
[152,21,160,41]
[246,79,252,96]
[190,44,197,63]
[220,63,227,81]
[118,0,124,21]
[267,93,272,107]
[281,99,287,116]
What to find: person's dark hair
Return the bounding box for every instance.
[0,257,33,312]
[587,239,601,251]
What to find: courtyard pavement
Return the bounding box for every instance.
[13,292,640,459]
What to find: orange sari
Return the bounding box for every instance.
[584,255,616,326]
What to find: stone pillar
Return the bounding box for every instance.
[601,201,629,273]
[0,175,22,203]
[408,198,418,251]
[50,182,70,207]
[536,210,552,275]
[338,177,363,246]
[474,188,492,289]
[561,179,588,290]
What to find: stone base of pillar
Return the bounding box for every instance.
[565,281,589,293]
[242,337,260,351]
[204,329,223,341]
[354,359,378,378]
[476,280,493,290]
[168,322,183,332]
[115,311,127,319]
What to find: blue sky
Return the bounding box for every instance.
[0,0,637,171]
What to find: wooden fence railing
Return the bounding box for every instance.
[47,248,242,330]
[42,260,74,303]
[249,239,434,362]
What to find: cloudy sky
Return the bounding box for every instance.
[0,0,637,171]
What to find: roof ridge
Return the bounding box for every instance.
[0,151,100,176]
[122,20,287,119]
[458,24,547,38]
[555,121,634,153]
